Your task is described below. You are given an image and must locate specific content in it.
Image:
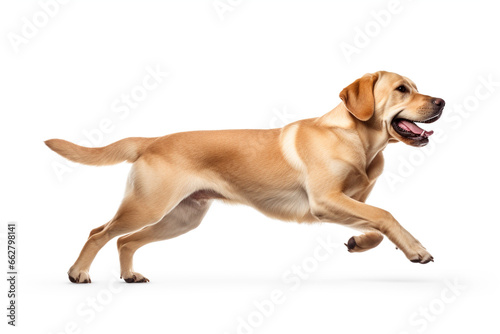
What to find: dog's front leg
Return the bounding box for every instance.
[310,192,433,264]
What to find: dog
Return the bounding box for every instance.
[46,71,445,283]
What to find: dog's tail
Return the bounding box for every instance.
[44,137,157,166]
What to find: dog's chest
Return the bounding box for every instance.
[342,173,371,198]
[343,159,383,201]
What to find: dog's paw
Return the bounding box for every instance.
[345,236,357,253]
[68,268,91,283]
[121,272,150,283]
[406,245,434,264]
[345,232,384,253]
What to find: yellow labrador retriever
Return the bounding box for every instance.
[46,71,445,283]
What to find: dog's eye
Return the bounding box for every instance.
[396,85,407,93]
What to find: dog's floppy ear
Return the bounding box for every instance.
[339,73,379,121]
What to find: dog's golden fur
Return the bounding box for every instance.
[46,71,445,283]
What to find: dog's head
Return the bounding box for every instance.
[339,71,445,147]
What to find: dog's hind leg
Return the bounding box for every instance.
[68,198,169,283]
[67,160,194,283]
[88,224,106,239]
[117,197,212,283]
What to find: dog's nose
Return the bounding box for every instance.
[432,98,445,108]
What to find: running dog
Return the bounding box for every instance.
[46,71,444,283]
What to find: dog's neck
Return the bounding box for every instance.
[317,103,389,165]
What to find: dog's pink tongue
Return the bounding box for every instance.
[398,120,434,137]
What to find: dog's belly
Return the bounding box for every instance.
[188,188,313,222]
[247,188,313,222]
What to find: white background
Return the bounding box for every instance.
[1,0,499,333]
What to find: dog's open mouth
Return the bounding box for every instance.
[391,112,442,141]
